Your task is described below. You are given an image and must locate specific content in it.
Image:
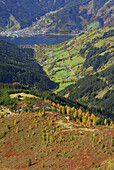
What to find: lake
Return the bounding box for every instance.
[0,34,75,45]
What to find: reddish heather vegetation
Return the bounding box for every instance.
[0,96,114,169]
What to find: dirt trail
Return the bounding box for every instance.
[57,119,97,132]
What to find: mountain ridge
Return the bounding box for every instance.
[0,0,113,34]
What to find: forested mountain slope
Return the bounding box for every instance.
[0,0,113,33]
[30,0,114,34]
[59,65,114,114]
[35,27,114,114]
[0,0,90,30]
[0,39,58,91]
[0,0,67,29]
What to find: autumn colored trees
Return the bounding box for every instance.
[38,98,112,126]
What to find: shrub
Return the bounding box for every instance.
[28,158,31,167]
[1,114,4,118]
[6,124,10,129]
[102,143,105,149]
[76,145,79,149]
[55,153,58,158]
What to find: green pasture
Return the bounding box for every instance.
[64,40,72,46]
[58,51,69,59]
[51,76,62,83]
[37,26,114,93]
[86,67,93,71]
[87,22,100,31]
[67,69,76,77]
[43,64,52,72]
[55,82,75,93]
[55,70,68,77]
[53,67,64,72]
[52,49,66,56]
[6,14,20,31]
[52,46,63,52]
[45,53,52,58]
[71,56,85,65]
[64,58,75,67]
[70,49,77,55]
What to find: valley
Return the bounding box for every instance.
[0,1,114,168]
[34,27,114,92]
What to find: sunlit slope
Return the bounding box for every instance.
[0,85,114,169]
[35,27,114,92]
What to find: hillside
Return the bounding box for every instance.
[0,0,89,30]
[34,27,114,113]
[0,85,114,169]
[59,65,114,114]
[25,0,114,35]
[0,39,58,91]
[0,0,113,34]
[0,0,65,30]
[34,27,114,90]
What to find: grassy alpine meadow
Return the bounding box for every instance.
[55,82,75,93]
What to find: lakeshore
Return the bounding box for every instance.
[0,34,75,45]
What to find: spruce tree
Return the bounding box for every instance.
[28,158,31,167]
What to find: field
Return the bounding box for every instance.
[34,27,114,92]
[0,95,114,169]
[10,93,39,99]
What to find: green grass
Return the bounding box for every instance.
[55,82,74,93]
[70,49,77,55]
[56,70,68,77]
[87,22,100,31]
[35,27,114,92]
[53,67,63,71]
[53,50,68,58]
[93,22,100,27]
[64,56,85,67]
[6,14,20,31]
[86,67,93,71]
[43,64,52,72]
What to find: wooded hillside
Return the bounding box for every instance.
[0,0,113,34]
[0,39,58,91]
